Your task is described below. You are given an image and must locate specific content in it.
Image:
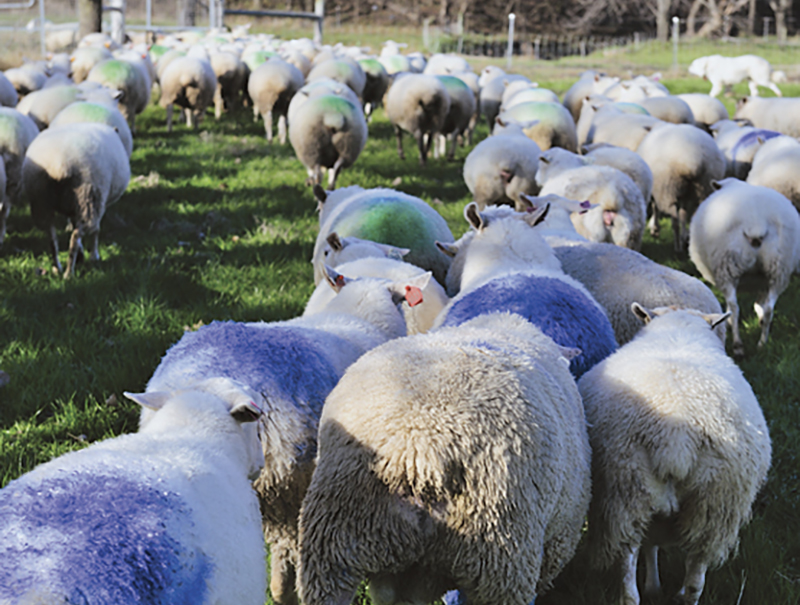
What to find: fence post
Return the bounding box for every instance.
[313,0,324,44]
[37,0,45,57]
[423,16,431,50]
[108,0,125,45]
[534,35,540,60]
[671,15,679,72]
[763,16,771,38]
[506,12,515,69]
[208,0,215,29]
[457,10,464,54]
[216,0,225,29]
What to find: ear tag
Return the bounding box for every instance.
[335,274,346,288]
[580,200,592,214]
[405,285,424,307]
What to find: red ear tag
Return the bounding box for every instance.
[335,274,346,287]
[405,285,424,307]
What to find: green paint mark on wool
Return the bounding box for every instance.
[243,52,274,72]
[65,103,110,122]
[614,102,650,115]
[438,75,469,95]
[504,101,567,124]
[315,95,357,115]
[96,60,135,86]
[334,199,438,250]
[358,58,383,76]
[149,45,169,61]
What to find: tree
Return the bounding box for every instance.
[78,0,102,38]
[768,0,791,43]
[655,0,672,41]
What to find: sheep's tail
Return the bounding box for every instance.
[323,111,345,131]
[743,222,769,249]
[179,72,201,89]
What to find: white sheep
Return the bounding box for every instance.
[69,46,113,84]
[3,64,47,98]
[462,133,541,211]
[159,55,218,132]
[0,377,268,605]
[562,70,619,121]
[0,107,39,246]
[746,135,800,210]
[22,122,130,278]
[15,83,118,131]
[0,71,19,107]
[145,268,430,605]
[638,95,695,125]
[495,100,579,152]
[50,100,134,158]
[689,178,800,357]
[538,163,647,250]
[676,93,728,132]
[298,311,591,605]
[478,68,528,127]
[578,100,661,151]
[306,58,366,99]
[637,123,725,251]
[386,73,451,166]
[357,57,390,120]
[689,54,782,97]
[578,304,771,605]
[734,96,800,136]
[209,50,248,119]
[248,58,305,143]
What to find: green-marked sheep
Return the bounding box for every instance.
[495,100,578,152]
[87,58,150,131]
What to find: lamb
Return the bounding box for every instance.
[306,58,366,99]
[676,93,728,132]
[689,178,800,357]
[22,122,131,278]
[0,71,18,107]
[210,50,248,119]
[538,163,647,250]
[298,311,592,605]
[689,54,782,97]
[637,122,725,251]
[495,100,578,152]
[0,377,268,605]
[549,238,724,345]
[87,58,150,131]
[313,185,455,286]
[385,73,450,166]
[288,93,367,189]
[248,58,305,143]
[0,107,39,246]
[145,268,430,605]
[434,74,476,160]
[734,96,800,136]
[746,136,800,210]
[50,100,134,158]
[577,304,771,605]
[463,133,541,211]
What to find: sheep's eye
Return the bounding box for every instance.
[324,249,329,256]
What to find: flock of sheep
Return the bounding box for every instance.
[0,24,794,605]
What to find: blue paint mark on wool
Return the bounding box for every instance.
[731,129,781,159]
[0,470,211,604]
[440,274,618,378]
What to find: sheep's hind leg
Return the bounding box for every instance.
[166,103,174,133]
[264,110,273,142]
[620,544,641,605]
[278,114,287,144]
[47,224,63,274]
[642,545,661,601]
[269,540,299,605]
[418,132,429,166]
[394,125,405,160]
[719,282,744,357]
[755,285,781,348]
[63,227,83,279]
[674,555,708,605]
[328,156,345,189]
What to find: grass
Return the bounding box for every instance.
[1,39,800,603]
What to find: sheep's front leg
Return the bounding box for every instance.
[278,114,287,144]
[166,103,174,133]
[672,208,689,253]
[48,224,63,274]
[674,555,708,605]
[328,156,345,189]
[63,228,83,279]
[394,125,405,160]
[417,131,429,166]
[620,544,641,605]
[264,110,274,142]
[642,545,661,600]
[270,540,299,605]
[719,282,743,357]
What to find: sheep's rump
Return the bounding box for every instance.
[439,274,617,378]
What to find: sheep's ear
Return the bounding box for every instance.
[374,242,410,258]
[495,116,506,127]
[323,264,352,292]
[710,179,723,191]
[557,345,581,361]
[539,155,550,164]
[523,202,549,227]
[436,240,459,257]
[123,390,171,411]
[517,193,536,210]
[631,302,653,324]
[230,399,263,423]
[326,232,344,252]
[703,311,731,329]
[389,272,431,307]
[464,202,485,231]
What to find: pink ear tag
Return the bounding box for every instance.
[405,285,424,307]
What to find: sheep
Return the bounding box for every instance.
[3,65,47,98]
[463,133,541,211]
[434,74,476,160]
[287,77,361,130]
[159,55,218,132]
[478,69,529,127]
[210,50,248,119]
[307,58,366,99]
[145,268,430,605]
[50,101,134,158]
[385,73,450,166]
[313,186,455,286]
[304,237,449,334]
[68,46,113,83]
[676,93,728,132]
[422,53,472,75]
[562,70,619,121]
[435,202,617,378]
[0,71,18,107]
[710,119,781,179]
[288,93,367,189]
[357,57,390,120]
[538,163,647,250]
[577,100,661,151]
[87,58,151,131]
[734,96,800,136]
[689,178,800,357]
[577,304,771,605]
[22,123,131,278]
[638,95,695,125]
[494,100,578,152]
[248,59,305,143]
[548,237,724,345]
[689,54,782,97]
[637,123,725,251]
[0,376,268,605]
[450,69,480,144]
[501,85,560,112]
[746,136,800,210]
[298,311,592,605]
[15,83,118,131]
[0,107,39,246]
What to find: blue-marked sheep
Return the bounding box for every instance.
[0,377,268,605]
[22,122,130,278]
[298,312,591,605]
[313,186,454,286]
[435,203,617,378]
[578,305,771,605]
[145,269,430,605]
[688,178,800,357]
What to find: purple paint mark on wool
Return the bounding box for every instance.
[0,469,211,604]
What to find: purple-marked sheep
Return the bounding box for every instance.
[689,54,782,98]
[578,304,771,605]
[386,73,450,166]
[145,269,430,605]
[22,123,130,278]
[298,311,591,605]
[463,133,541,211]
[637,123,725,251]
[0,377,268,605]
[710,119,782,179]
[689,178,800,357]
[248,59,305,143]
[159,55,218,132]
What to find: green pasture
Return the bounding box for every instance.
[0,36,799,603]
